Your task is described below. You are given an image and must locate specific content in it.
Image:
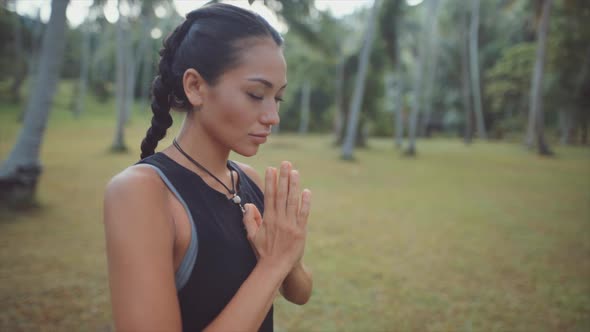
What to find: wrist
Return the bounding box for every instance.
[256,258,292,280]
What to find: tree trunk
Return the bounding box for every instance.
[469,0,487,140]
[386,71,404,149]
[333,57,345,144]
[394,74,405,149]
[18,8,44,122]
[136,15,152,111]
[526,0,553,155]
[0,0,70,206]
[405,2,428,156]
[112,12,129,152]
[10,12,25,103]
[559,110,573,145]
[581,118,588,145]
[74,22,91,118]
[461,2,473,144]
[341,0,381,160]
[140,18,155,112]
[124,41,135,123]
[299,80,311,134]
[420,0,440,137]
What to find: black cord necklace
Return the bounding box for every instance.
[172,138,244,212]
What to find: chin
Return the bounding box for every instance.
[232,145,260,157]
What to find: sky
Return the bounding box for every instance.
[11,0,376,30]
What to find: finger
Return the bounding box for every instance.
[286,170,300,220]
[252,204,263,227]
[264,167,276,215]
[277,161,291,213]
[242,204,258,241]
[297,189,312,228]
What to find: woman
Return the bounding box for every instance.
[103,3,313,331]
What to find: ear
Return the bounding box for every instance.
[182,68,206,109]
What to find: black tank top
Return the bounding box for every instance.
[137,152,273,332]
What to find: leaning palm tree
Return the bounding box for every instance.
[341,0,382,160]
[0,0,70,206]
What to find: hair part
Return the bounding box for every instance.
[139,3,283,159]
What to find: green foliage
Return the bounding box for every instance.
[485,0,590,135]
[1,0,589,140]
[485,42,535,118]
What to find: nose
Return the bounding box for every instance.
[260,102,280,126]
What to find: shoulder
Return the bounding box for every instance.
[103,164,172,233]
[104,164,167,205]
[233,161,263,191]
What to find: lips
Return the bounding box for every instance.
[249,132,270,144]
[249,133,270,138]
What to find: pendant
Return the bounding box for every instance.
[232,194,241,204]
[231,194,245,213]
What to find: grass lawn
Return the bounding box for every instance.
[1,99,589,331]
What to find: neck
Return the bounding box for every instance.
[167,111,231,177]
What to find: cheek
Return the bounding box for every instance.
[215,95,256,129]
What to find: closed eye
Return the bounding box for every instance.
[275,97,284,102]
[247,93,263,101]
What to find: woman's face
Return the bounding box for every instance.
[196,37,287,157]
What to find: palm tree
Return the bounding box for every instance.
[74,19,92,118]
[0,0,71,205]
[379,0,405,148]
[420,0,441,137]
[10,4,25,103]
[469,0,487,140]
[341,0,381,160]
[111,0,169,151]
[405,0,430,156]
[461,1,473,144]
[111,0,130,152]
[333,56,345,143]
[525,0,554,155]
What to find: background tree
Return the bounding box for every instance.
[0,0,70,206]
[341,0,381,160]
[469,0,487,139]
[524,0,554,155]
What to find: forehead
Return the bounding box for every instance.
[223,38,287,86]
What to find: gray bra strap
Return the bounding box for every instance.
[143,164,198,291]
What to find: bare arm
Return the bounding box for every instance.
[103,167,181,332]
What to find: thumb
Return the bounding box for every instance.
[251,204,263,227]
[242,203,259,240]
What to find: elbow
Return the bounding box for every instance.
[291,293,311,305]
[286,285,312,305]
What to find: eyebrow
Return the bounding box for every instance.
[247,78,288,90]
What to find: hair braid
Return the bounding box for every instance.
[139,19,195,159]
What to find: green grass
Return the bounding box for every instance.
[1,98,589,331]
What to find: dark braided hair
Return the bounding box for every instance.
[140,3,283,159]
